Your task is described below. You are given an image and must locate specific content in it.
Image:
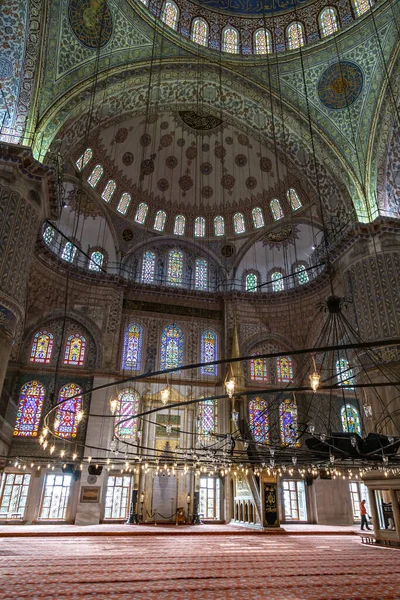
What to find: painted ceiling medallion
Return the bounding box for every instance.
[178,111,223,131]
[193,0,309,15]
[318,61,363,110]
[68,0,113,49]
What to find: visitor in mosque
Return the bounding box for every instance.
[360,500,371,531]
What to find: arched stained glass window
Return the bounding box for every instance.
[13,381,45,437]
[336,358,354,389]
[198,398,217,435]
[353,0,371,16]
[246,272,258,292]
[76,148,93,171]
[43,225,54,246]
[319,8,338,37]
[174,214,186,236]
[341,404,361,434]
[254,29,271,54]
[250,356,268,382]
[287,22,305,49]
[160,324,184,370]
[162,0,178,29]
[54,383,82,439]
[63,334,86,366]
[287,188,302,211]
[192,17,208,46]
[117,193,131,215]
[135,202,148,224]
[154,210,166,231]
[249,397,269,444]
[252,207,264,229]
[280,398,299,446]
[200,330,218,375]
[223,26,239,53]
[234,212,246,234]
[277,356,293,382]
[271,271,284,292]
[88,164,103,188]
[101,179,116,202]
[214,216,224,236]
[167,250,183,286]
[61,241,77,263]
[122,323,143,370]
[295,264,309,285]
[194,216,205,237]
[115,389,140,438]
[195,258,208,291]
[270,198,284,221]
[30,331,54,364]
[141,251,156,283]
[89,251,103,271]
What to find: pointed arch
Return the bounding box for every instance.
[192,17,208,46]
[89,250,104,271]
[270,198,284,220]
[341,404,361,434]
[249,397,269,444]
[115,388,140,438]
[295,263,309,285]
[277,356,293,382]
[43,225,55,246]
[167,249,183,285]
[135,202,148,224]
[63,334,86,366]
[233,212,246,234]
[287,22,305,49]
[222,26,239,53]
[122,323,143,370]
[162,0,179,29]
[160,324,184,370]
[319,7,339,37]
[254,29,271,54]
[286,188,302,211]
[30,331,54,364]
[200,330,218,375]
[214,216,225,236]
[54,383,83,438]
[154,210,166,231]
[250,356,268,382]
[101,179,116,202]
[198,397,218,435]
[117,193,131,215]
[252,207,264,229]
[352,0,372,16]
[13,381,45,437]
[174,214,186,236]
[245,272,258,292]
[194,216,205,237]
[61,241,77,262]
[76,148,92,171]
[271,271,284,292]
[87,164,103,187]
[280,398,299,446]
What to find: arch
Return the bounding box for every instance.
[61,241,77,263]
[76,148,92,171]
[277,356,293,382]
[122,322,143,370]
[192,17,208,47]
[135,202,148,224]
[286,188,302,211]
[101,179,116,202]
[154,210,166,232]
[233,212,246,234]
[200,329,218,375]
[43,225,55,246]
[195,257,208,290]
[167,249,183,285]
[279,398,299,446]
[294,263,309,285]
[88,250,104,271]
[287,22,305,50]
[87,164,103,188]
[319,7,339,38]
[115,388,140,438]
[160,324,184,370]
[198,397,218,435]
[117,193,131,215]
[245,272,258,292]
[336,358,355,388]
[194,216,205,237]
[162,0,179,30]
[13,381,45,437]
[214,216,225,236]
[63,334,86,366]
[271,271,284,292]
[174,214,186,236]
[141,250,156,283]
[270,198,284,221]
[250,356,268,381]
[252,207,264,229]
[249,397,269,444]
[254,29,271,54]
[341,404,361,434]
[352,0,372,16]
[54,383,83,438]
[30,331,54,364]
[222,26,239,54]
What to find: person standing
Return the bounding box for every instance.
[360,499,371,530]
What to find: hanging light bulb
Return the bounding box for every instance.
[309,371,320,393]
[110,398,118,415]
[231,409,239,423]
[60,449,66,458]
[49,445,55,455]
[43,440,48,450]
[351,436,357,447]
[161,387,170,405]
[363,404,373,418]
[307,423,315,435]
[292,456,297,465]
[110,437,119,454]
[42,427,49,438]
[76,410,84,423]
[72,453,77,461]
[320,433,327,442]
[87,456,92,463]
[329,454,335,464]
[225,379,235,399]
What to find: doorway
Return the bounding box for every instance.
[199,476,220,520]
[282,480,307,521]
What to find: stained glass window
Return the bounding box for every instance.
[154,210,166,231]
[115,389,140,438]
[277,356,293,382]
[89,251,104,271]
[214,216,225,236]
[271,271,284,292]
[76,148,93,171]
[194,216,205,237]
[250,356,268,381]
[353,0,371,16]
[270,198,284,220]
[252,207,264,229]
[249,397,269,444]
[117,193,132,215]
[195,258,208,291]
[200,330,218,375]
[254,29,271,54]
[192,17,208,46]
[87,164,103,188]
[287,22,305,50]
[246,272,258,292]
[30,331,54,364]
[295,264,309,285]
[167,249,183,286]
[336,358,354,389]
[174,214,186,236]
[61,241,77,262]
[162,1,178,29]
[135,202,148,224]
[122,323,143,370]
[63,334,86,366]
[341,404,361,434]
[198,398,217,435]
[13,381,45,437]
[234,212,246,234]
[279,398,299,446]
[319,8,338,37]
[287,188,302,211]
[101,179,116,202]
[160,324,184,370]
[54,383,82,438]
[0,473,31,519]
[223,27,239,53]
[43,225,54,245]
[141,251,156,283]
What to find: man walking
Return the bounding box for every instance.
[360,499,371,530]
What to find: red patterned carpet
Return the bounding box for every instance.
[1,534,399,599]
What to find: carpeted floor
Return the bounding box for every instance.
[1,534,399,599]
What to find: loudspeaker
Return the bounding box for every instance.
[88,464,103,476]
